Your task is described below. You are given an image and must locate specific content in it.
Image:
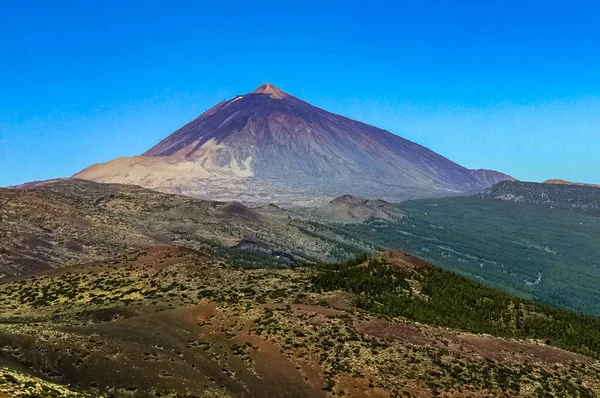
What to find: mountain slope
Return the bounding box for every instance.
[74,84,513,203]
[2,248,600,397]
[481,180,600,211]
[314,195,406,223]
[0,180,373,277]
[544,179,600,188]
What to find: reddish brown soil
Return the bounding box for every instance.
[357,318,584,365]
[58,303,328,397]
[381,251,434,271]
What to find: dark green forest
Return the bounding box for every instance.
[341,196,600,316]
[313,255,600,360]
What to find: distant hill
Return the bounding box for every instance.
[479,180,600,211]
[313,195,405,223]
[73,83,513,204]
[0,180,373,276]
[8,178,70,189]
[544,179,600,188]
[337,194,600,316]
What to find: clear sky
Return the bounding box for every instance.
[1,0,599,186]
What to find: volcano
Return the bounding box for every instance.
[74,83,513,204]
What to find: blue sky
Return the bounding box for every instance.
[1,0,599,186]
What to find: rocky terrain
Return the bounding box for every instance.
[0,180,375,277]
[0,368,95,397]
[4,179,600,317]
[544,179,600,188]
[313,195,406,224]
[2,179,600,396]
[480,180,600,211]
[2,246,600,397]
[73,84,513,204]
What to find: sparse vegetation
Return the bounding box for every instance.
[2,247,600,396]
[2,181,600,397]
[313,255,600,360]
[0,367,98,397]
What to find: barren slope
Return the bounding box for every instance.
[74,84,513,203]
[0,180,373,277]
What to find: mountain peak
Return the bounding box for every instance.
[251,83,289,99]
[75,82,514,203]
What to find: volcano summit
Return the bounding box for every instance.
[75,84,513,204]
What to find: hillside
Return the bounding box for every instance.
[1,248,599,397]
[339,195,600,315]
[73,84,513,204]
[544,179,600,188]
[0,368,95,397]
[313,195,406,223]
[0,180,373,277]
[5,180,600,318]
[314,253,600,360]
[2,180,600,396]
[480,180,600,211]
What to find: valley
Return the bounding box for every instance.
[3,180,599,316]
[1,180,600,396]
[341,194,600,315]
